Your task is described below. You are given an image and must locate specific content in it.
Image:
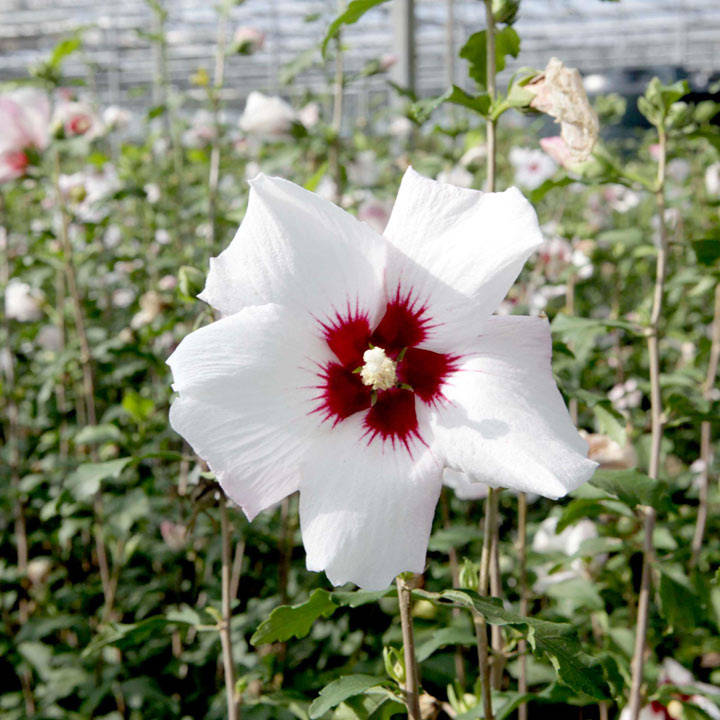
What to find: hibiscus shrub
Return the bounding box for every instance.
[1,8,720,720]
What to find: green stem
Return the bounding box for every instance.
[220,498,239,720]
[396,574,421,720]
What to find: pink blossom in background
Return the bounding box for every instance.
[540,135,574,168]
[53,99,104,139]
[0,87,51,183]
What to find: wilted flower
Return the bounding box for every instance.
[0,87,51,183]
[231,26,265,55]
[580,431,636,470]
[5,278,43,321]
[239,91,295,138]
[528,58,599,163]
[509,147,557,190]
[167,168,596,589]
[131,290,164,329]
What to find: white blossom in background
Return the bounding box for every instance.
[389,116,413,139]
[181,110,217,148]
[666,158,690,183]
[537,236,572,281]
[36,325,62,352]
[348,150,380,187]
[155,229,171,246]
[53,99,104,139]
[0,87,51,183]
[529,283,567,314]
[509,147,557,190]
[239,91,295,138]
[298,102,320,129]
[608,378,643,412]
[144,183,161,204]
[604,184,641,213]
[705,162,720,196]
[231,26,265,55]
[112,288,135,309]
[532,515,598,591]
[436,165,474,188]
[5,278,43,321]
[528,57,599,163]
[58,165,121,223]
[167,168,596,589]
[102,105,132,130]
[619,659,720,720]
[460,144,487,168]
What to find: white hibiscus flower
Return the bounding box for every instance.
[167,167,596,590]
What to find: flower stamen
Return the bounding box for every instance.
[360,346,397,391]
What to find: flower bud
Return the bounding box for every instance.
[383,646,405,685]
[492,0,520,24]
[459,558,479,591]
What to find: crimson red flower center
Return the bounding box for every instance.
[314,291,458,450]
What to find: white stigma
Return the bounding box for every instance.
[360,346,397,391]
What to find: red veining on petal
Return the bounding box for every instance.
[363,388,421,450]
[313,362,372,424]
[320,311,371,367]
[371,289,431,353]
[398,347,459,404]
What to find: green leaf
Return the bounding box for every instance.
[74,423,123,445]
[693,239,720,267]
[551,313,640,337]
[49,36,82,69]
[593,404,627,445]
[416,626,477,662]
[321,0,390,56]
[459,27,520,90]
[304,162,329,192]
[414,589,614,699]
[410,86,490,123]
[122,390,155,422]
[309,675,386,719]
[65,458,132,500]
[589,469,667,510]
[251,589,338,645]
[428,524,480,552]
[657,566,702,633]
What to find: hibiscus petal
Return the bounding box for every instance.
[199,174,387,325]
[431,315,596,498]
[168,304,330,520]
[382,167,543,352]
[299,415,442,590]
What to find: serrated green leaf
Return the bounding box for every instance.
[414,589,613,699]
[589,469,667,510]
[309,675,386,718]
[251,589,338,645]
